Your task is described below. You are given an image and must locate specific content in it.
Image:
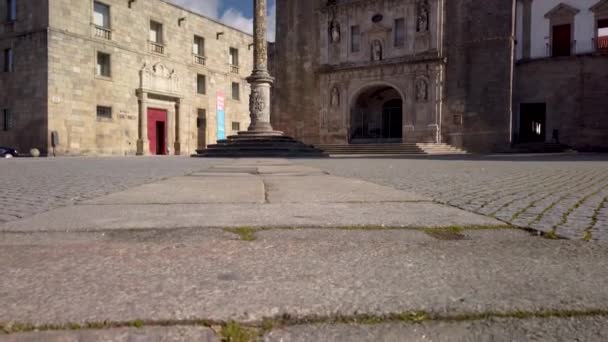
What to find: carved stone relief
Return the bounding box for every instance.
[371,40,383,61]
[329,20,341,44]
[417,0,430,32]
[140,62,181,95]
[330,86,340,107]
[415,78,429,102]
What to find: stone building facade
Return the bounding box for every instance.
[273,0,516,152]
[273,0,607,152]
[0,0,254,156]
[513,0,608,150]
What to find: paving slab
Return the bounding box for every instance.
[0,326,218,342]
[83,176,265,205]
[1,229,607,327]
[264,175,428,203]
[0,202,502,232]
[263,316,608,342]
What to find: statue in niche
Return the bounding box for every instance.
[371,40,383,61]
[416,79,429,102]
[329,20,341,43]
[417,0,430,32]
[330,86,340,107]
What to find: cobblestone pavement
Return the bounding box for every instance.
[0,157,209,224]
[299,154,608,241]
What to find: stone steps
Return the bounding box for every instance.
[507,143,574,153]
[315,143,467,156]
[195,133,327,158]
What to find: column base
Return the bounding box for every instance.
[136,139,150,156]
[174,142,181,155]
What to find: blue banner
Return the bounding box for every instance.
[217,92,226,140]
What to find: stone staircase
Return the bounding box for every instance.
[195,134,328,158]
[314,143,467,156]
[507,142,574,153]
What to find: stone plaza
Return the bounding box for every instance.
[1,154,608,340]
[1,0,608,340]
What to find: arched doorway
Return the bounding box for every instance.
[350,85,403,143]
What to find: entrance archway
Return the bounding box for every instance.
[350,85,403,143]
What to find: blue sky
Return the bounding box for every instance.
[171,0,276,40]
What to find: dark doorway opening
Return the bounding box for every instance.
[552,24,572,57]
[382,99,403,139]
[350,86,403,143]
[155,121,166,155]
[520,103,546,143]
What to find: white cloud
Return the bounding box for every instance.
[171,0,220,18]
[170,0,276,41]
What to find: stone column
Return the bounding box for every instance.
[522,0,533,59]
[174,99,181,155]
[137,91,150,155]
[167,106,175,155]
[246,0,280,134]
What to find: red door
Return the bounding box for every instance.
[552,24,571,57]
[147,108,167,155]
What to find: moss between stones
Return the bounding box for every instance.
[4,309,608,338]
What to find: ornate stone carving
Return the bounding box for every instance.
[330,86,340,107]
[417,0,430,32]
[329,20,341,43]
[415,78,429,102]
[140,62,180,95]
[371,40,383,61]
[250,88,266,118]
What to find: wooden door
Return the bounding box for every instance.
[552,24,571,57]
[147,108,167,155]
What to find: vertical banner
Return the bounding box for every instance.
[216,92,226,140]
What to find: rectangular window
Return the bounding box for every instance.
[96,106,112,119]
[197,109,206,128]
[93,2,110,28]
[394,18,405,47]
[193,35,205,56]
[598,19,608,52]
[229,47,239,66]
[231,82,240,100]
[552,24,571,57]
[6,0,16,21]
[4,48,12,72]
[197,74,206,95]
[149,21,163,44]
[232,122,240,131]
[2,109,10,131]
[351,26,361,52]
[96,52,111,77]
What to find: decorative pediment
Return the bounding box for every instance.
[590,0,608,14]
[140,62,181,96]
[365,22,391,35]
[544,3,580,19]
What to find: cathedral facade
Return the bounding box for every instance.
[272,0,517,152]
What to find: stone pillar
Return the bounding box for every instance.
[522,0,533,59]
[167,106,175,155]
[174,99,181,155]
[137,91,150,155]
[246,0,279,134]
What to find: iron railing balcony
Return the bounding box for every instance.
[150,41,165,54]
[230,64,239,74]
[194,54,207,66]
[93,25,112,40]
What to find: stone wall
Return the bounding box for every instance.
[441,0,516,152]
[45,0,253,156]
[0,0,49,154]
[514,55,608,151]
[272,0,323,143]
[273,0,443,145]
[1,0,255,156]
